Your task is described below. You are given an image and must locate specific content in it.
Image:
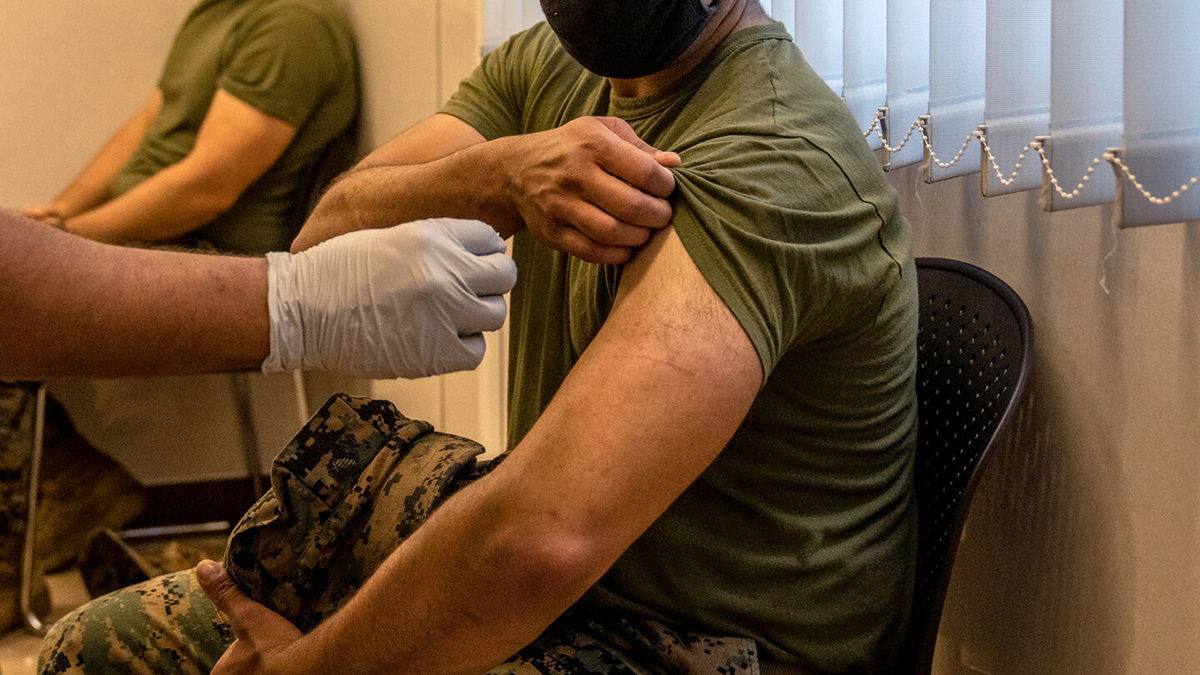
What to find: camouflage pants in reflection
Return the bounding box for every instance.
[0,382,37,539]
[40,394,761,674]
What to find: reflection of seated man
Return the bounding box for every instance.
[2,0,360,600]
[43,1,918,673]
[24,0,358,254]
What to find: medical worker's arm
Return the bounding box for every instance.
[23,90,163,223]
[61,90,297,244]
[199,226,762,674]
[292,114,679,265]
[0,211,515,380]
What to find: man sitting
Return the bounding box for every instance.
[0,0,361,613]
[41,0,918,672]
[23,0,358,254]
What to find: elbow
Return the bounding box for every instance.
[173,163,246,223]
[290,229,314,254]
[485,528,606,604]
[165,179,241,228]
[195,184,242,220]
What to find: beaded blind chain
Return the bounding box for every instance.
[861,110,1200,205]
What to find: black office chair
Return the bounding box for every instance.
[896,257,1033,674]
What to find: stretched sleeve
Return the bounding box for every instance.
[669,130,907,378]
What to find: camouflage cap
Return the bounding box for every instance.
[224,393,486,631]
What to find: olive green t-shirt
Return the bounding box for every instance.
[443,22,918,672]
[109,0,358,254]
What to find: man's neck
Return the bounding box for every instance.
[607,0,772,99]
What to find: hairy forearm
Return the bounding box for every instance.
[51,93,161,217]
[0,211,267,378]
[292,139,519,252]
[65,160,238,244]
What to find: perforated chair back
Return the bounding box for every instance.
[897,258,1033,674]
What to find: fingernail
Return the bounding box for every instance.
[196,559,222,583]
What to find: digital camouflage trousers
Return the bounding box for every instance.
[40,394,763,674]
[0,381,37,543]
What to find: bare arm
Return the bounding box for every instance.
[293,114,679,265]
[0,210,266,379]
[292,114,490,251]
[211,226,762,673]
[24,90,162,221]
[63,90,297,244]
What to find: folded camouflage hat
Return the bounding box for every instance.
[224,393,489,632]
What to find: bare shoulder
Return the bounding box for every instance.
[608,226,760,383]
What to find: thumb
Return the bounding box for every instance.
[196,560,248,618]
[598,117,681,167]
[196,559,298,640]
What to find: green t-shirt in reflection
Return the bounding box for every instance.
[109,0,358,254]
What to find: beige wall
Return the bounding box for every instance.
[337,0,508,457]
[0,0,507,482]
[895,163,1199,674]
[4,2,1200,673]
[0,1,191,205]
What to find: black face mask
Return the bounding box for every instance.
[540,0,718,79]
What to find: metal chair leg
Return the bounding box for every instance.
[291,369,309,425]
[231,373,266,498]
[20,383,48,634]
[231,370,310,500]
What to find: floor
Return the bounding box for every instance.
[0,532,227,675]
[0,569,90,675]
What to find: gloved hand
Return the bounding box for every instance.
[262,218,517,379]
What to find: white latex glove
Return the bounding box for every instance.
[262,218,517,379]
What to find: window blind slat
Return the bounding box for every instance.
[926,0,984,182]
[884,0,930,169]
[793,0,844,94]
[980,0,1050,196]
[769,0,797,39]
[1116,0,1200,227]
[1040,0,1122,211]
[842,0,887,150]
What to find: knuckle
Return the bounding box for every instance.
[589,214,622,242]
[559,170,585,192]
[630,226,653,246]
[630,195,670,227]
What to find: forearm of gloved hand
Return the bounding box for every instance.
[263,218,517,379]
[1,212,514,380]
[0,209,268,379]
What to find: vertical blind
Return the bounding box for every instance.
[980,0,1050,197]
[1116,0,1200,227]
[483,0,1200,227]
[1041,0,1122,211]
[882,0,928,169]
[841,0,887,151]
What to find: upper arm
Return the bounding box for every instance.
[178,4,352,200]
[136,89,164,128]
[488,226,762,563]
[178,89,297,201]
